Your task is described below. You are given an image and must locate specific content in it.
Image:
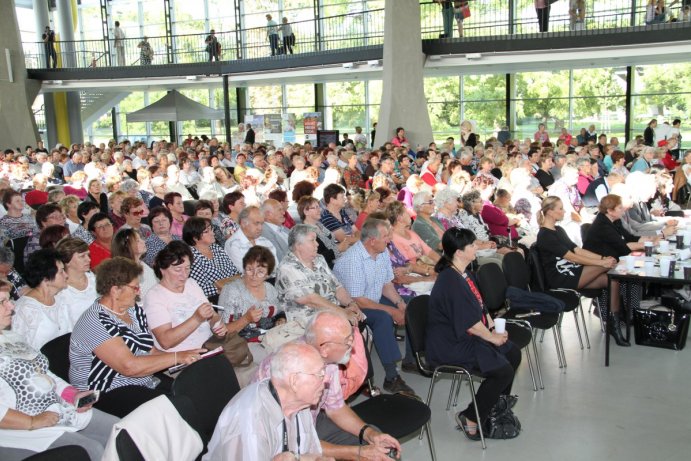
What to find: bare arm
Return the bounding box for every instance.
[94,336,203,377]
[151,303,217,350]
[0,408,58,430]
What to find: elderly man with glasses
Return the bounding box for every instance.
[254,311,402,461]
[204,342,329,461]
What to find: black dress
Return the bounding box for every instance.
[536,226,583,290]
[427,267,514,373]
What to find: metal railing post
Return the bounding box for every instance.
[508,0,515,35]
[164,0,174,64]
[234,0,243,59]
[99,0,112,66]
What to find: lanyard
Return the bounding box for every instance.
[268,381,301,455]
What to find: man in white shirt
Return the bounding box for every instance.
[132,147,148,169]
[224,206,277,272]
[113,21,126,66]
[203,343,328,461]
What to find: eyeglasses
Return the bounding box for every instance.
[297,369,326,380]
[124,284,141,293]
[245,267,268,277]
[94,222,112,230]
[130,210,145,216]
[423,200,435,205]
[306,205,320,211]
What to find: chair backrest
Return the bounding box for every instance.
[404,295,430,357]
[502,251,531,289]
[528,244,548,291]
[6,236,29,277]
[476,263,507,314]
[40,333,71,381]
[580,223,592,244]
[183,199,199,217]
[116,429,146,461]
[23,445,91,461]
[171,353,240,443]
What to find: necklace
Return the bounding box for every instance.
[101,303,129,318]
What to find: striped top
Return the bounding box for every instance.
[69,300,156,392]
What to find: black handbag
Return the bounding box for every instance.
[633,305,690,350]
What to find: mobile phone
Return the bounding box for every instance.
[76,391,100,408]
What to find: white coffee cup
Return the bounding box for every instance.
[494,318,506,334]
[624,255,636,271]
[659,257,671,277]
[659,240,670,253]
[644,260,655,276]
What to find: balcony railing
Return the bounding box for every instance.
[21,1,690,70]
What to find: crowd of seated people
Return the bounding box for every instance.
[0,117,688,458]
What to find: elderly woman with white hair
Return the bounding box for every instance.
[411,190,446,253]
[547,165,589,245]
[623,171,678,237]
[275,224,363,325]
[198,166,225,199]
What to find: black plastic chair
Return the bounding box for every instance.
[6,236,29,278]
[116,429,146,461]
[502,252,564,372]
[405,295,486,449]
[23,445,90,461]
[351,330,436,459]
[477,263,541,391]
[529,244,593,365]
[40,333,71,381]
[171,353,241,446]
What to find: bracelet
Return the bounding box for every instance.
[358,424,372,445]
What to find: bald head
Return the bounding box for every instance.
[305,310,353,365]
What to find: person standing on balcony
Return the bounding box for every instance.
[435,0,455,38]
[137,37,153,65]
[569,0,586,31]
[205,29,220,62]
[42,26,57,69]
[266,14,280,56]
[113,21,126,66]
[281,17,294,55]
[535,0,551,32]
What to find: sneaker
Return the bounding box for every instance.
[401,361,419,374]
[383,375,416,395]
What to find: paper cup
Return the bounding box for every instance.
[624,256,636,271]
[494,318,506,334]
[644,260,655,276]
[659,240,670,253]
[659,257,671,278]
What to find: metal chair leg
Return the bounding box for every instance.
[524,343,538,392]
[540,329,546,342]
[421,372,439,441]
[572,309,584,350]
[466,376,486,449]
[452,374,463,407]
[579,300,591,349]
[531,335,545,389]
[425,421,436,461]
[551,326,564,368]
[446,375,457,411]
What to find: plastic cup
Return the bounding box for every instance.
[644,241,653,257]
[659,257,671,278]
[659,240,669,253]
[494,318,506,334]
[644,260,655,276]
[624,255,636,271]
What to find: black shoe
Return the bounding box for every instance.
[383,375,416,396]
[455,413,481,441]
[608,312,631,347]
[401,361,419,374]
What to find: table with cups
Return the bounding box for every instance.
[605,229,691,366]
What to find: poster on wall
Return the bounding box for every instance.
[303,112,322,143]
[263,114,283,146]
[282,113,296,143]
[244,115,265,143]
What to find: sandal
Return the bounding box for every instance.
[455,413,481,441]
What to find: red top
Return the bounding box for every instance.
[421,170,438,187]
[88,241,112,270]
[661,152,679,171]
[481,202,519,240]
[283,212,296,230]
